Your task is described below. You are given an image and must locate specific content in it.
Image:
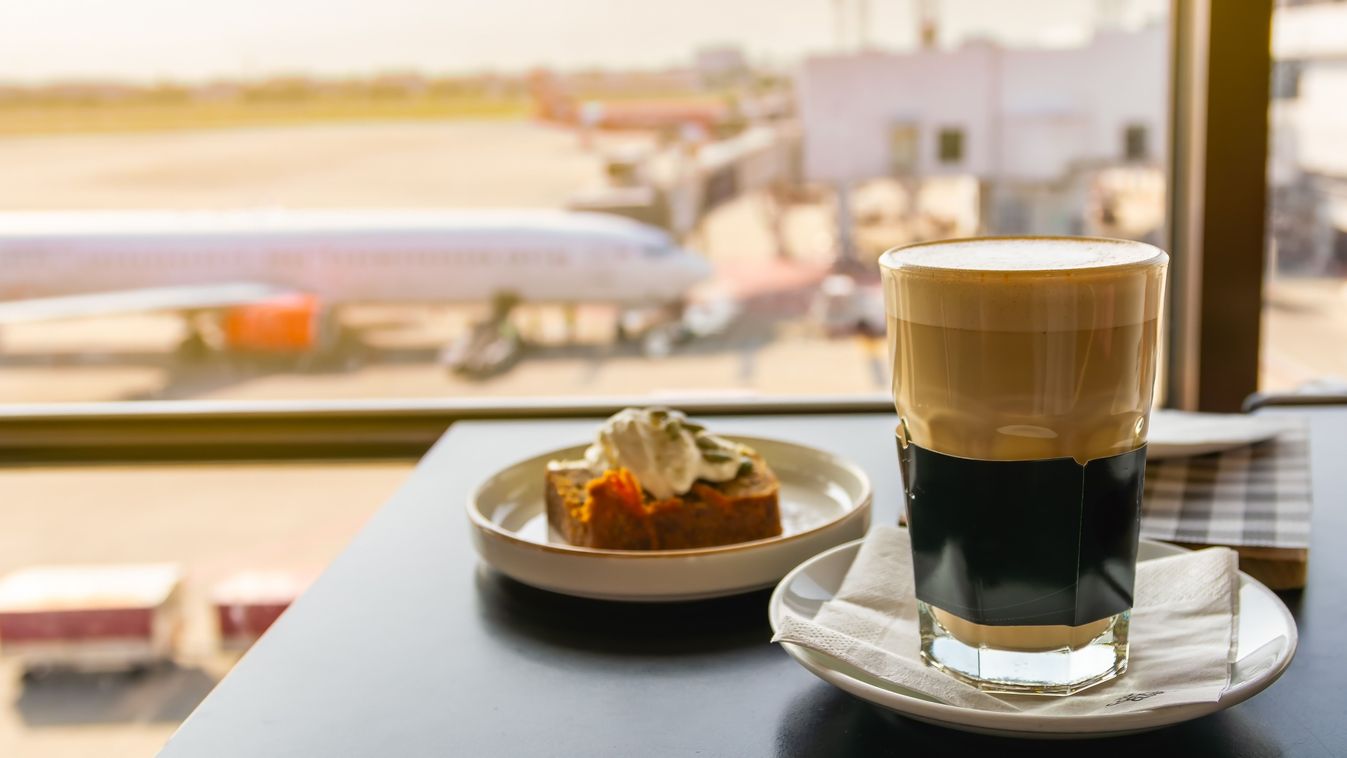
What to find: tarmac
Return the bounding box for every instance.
[0,461,411,757]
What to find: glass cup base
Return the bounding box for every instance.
[918,602,1130,696]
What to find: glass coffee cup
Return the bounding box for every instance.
[879,236,1168,695]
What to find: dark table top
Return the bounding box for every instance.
[161,408,1347,757]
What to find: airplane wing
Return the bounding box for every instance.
[0,282,302,325]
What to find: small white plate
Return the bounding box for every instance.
[467,436,872,602]
[769,538,1298,739]
[1147,410,1290,460]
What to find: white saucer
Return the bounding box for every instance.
[1147,410,1290,460]
[467,436,872,602]
[769,538,1298,738]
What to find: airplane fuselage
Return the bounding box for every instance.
[0,209,711,307]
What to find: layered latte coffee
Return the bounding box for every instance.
[880,237,1167,694]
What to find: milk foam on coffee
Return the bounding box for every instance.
[882,237,1166,333]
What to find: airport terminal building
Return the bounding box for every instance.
[797,25,1168,241]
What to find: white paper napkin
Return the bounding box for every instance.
[773,526,1241,715]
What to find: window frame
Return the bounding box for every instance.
[1166,0,1273,412]
[0,395,894,463]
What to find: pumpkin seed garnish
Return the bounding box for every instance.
[695,436,725,450]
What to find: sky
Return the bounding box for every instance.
[0,0,1166,83]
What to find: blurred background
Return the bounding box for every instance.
[0,1,1340,754]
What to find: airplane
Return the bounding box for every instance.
[528,69,732,133]
[0,209,715,369]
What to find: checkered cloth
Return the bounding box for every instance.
[1141,420,1312,550]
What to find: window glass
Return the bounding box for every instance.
[0,1,1169,405]
[1262,0,1347,392]
[0,461,409,755]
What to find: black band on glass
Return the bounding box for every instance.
[900,441,1145,627]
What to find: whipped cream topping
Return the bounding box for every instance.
[574,407,749,499]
